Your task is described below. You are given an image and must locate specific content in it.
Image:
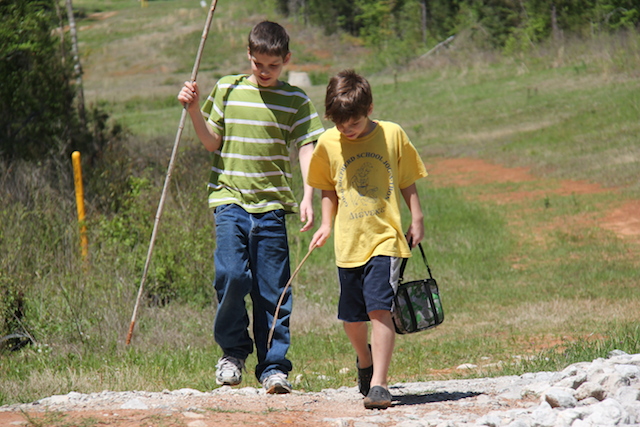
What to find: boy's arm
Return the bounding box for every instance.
[177,81,222,152]
[309,190,337,250]
[298,142,315,232]
[400,183,425,248]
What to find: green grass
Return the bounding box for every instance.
[375,65,640,194]
[1,0,640,407]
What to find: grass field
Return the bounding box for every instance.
[1,0,639,407]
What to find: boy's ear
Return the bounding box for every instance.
[283,52,291,65]
[247,48,252,61]
[368,104,374,116]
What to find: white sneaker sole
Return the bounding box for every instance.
[265,383,291,394]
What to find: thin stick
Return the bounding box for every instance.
[267,245,316,350]
[418,35,455,60]
[126,0,220,346]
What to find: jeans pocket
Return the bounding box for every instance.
[266,209,286,225]
[214,203,235,217]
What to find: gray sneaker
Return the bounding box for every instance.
[262,372,292,394]
[364,385,392,409]
[215,355,245,386]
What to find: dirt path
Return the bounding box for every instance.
[0,378,539,427]
[2,157,637,427]
[425,157,640,242]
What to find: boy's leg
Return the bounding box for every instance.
[213,205,255,384]
[356,256,400,409]
[368,309,396,389]
[344,320,374,396]
[363,309,395,409]
[343,321,372,369]
[249,209,293,387]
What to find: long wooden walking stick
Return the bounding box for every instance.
[126,0,220,345]
[267,245,316,350]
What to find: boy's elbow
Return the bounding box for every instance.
[204,133,222,152]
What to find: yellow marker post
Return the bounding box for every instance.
[72,151,88,260]
[141,0,148,7]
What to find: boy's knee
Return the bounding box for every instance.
[367,309,392,321]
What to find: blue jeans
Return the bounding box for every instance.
[212,204,292,382]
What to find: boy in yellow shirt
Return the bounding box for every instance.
[308,70,427,409]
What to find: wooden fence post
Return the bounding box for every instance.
[72,151,88,260]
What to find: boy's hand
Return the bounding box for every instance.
[405,221,424,249]
[299,199,314,232]
[178,81,200,112]
[309,225,331,250]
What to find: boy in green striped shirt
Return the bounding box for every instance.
[178,21,324,394]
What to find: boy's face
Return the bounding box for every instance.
[247,50,291,87]
[335,106,374,140]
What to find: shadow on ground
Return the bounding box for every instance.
[392,391,481,406]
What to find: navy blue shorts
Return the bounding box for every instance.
[337,256,403,323]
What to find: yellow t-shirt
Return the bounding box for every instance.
[308,121,428,268]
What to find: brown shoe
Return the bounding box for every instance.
[364,385,392,409]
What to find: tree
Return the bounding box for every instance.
[0,0,76,161]
[65,0,85,127]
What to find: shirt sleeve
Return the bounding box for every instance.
[307,142,336,190]
[290,96,324,148]
[200,80,224,135]
[397,127,428,189]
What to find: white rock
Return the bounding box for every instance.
[622,401,640,421]
[629,354,640,366]
[577,396,600,406]
[476,414,502,426]
[523,381,552,396]
[530,401,556,427]
[601,372,631,393]
[586,360,608,381]
[608,349,630,359]
[499,387,525,400]
[42,395,69,405]
[120,398,148,410]
[554,408,585,427]
[583,398,632,426]
[615,364,640,380]
[235,387,260,396]
[394,421,427,427]
[476,394,492,404]
[571,420,590,427]
[542,387,577,408]
[554,371,587,389]
[574,381,607,401]
[421,408,440,416]
[615,386,640,405]
[172,388,203,396]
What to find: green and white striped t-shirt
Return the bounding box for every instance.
[201,74,324,213]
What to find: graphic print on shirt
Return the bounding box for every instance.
[337,151,394,220]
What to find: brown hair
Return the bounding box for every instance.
[248,21,290,59]
[324,70,373,124]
